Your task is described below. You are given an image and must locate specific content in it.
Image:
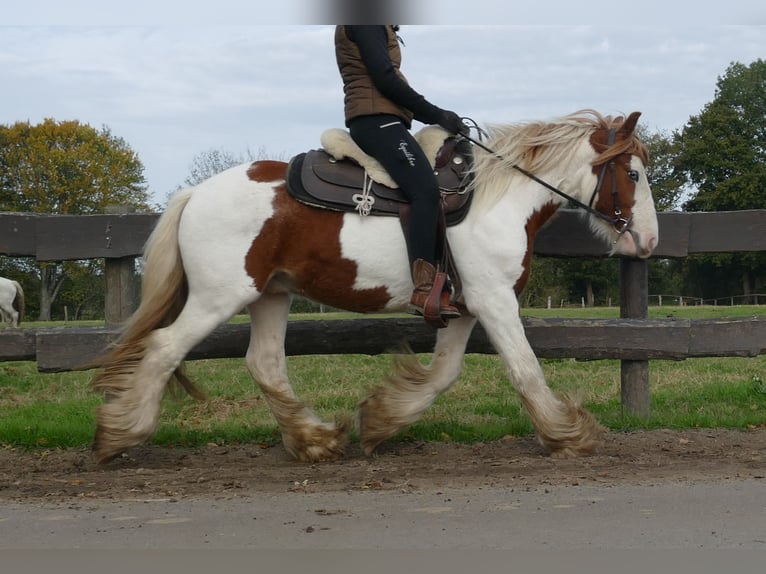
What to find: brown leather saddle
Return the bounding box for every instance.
[286,136,474,226]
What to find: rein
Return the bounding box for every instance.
[460,129,632,237]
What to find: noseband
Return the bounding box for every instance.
[462,127,633,241]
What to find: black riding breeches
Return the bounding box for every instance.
[348,114,440,265]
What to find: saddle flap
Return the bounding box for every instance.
[309,151,367,190]
[308,151,405,204]
[302,150,408,206]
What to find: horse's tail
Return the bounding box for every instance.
[11,281,24,326]
[91,188,205,400]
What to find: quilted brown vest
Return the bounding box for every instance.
[335,25,415,127]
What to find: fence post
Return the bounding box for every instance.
[104,205,139,325]
[619,258,650,417]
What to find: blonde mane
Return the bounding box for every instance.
[470,109,648,210]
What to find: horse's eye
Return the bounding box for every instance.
[627,170,639,182]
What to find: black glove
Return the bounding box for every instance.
[435,110,468,136]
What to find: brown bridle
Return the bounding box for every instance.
[586,128,634,237]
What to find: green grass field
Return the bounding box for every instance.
[1,306,764,450]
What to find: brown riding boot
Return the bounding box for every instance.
[409,259,461,326]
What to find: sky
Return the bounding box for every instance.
[2,2,765,205]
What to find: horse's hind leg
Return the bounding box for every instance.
[94,294,242,463]
[0,302,15,328]
[246,292,348,462]
[359,315,478,455]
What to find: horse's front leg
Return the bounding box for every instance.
[359,315,478,455]
[246,293,348,462]
[474,294,603,457]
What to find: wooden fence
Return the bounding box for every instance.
[2,208,765,416]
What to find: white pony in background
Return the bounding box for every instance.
[0,277,25,328]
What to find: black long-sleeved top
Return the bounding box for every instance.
[344,25,441,125]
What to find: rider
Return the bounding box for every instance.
[334,25,466,324]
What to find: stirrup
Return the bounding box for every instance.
[420,271,450,328]
[439,291,461,320]
[407,304,449,329]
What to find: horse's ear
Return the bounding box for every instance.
[619,112,642,136]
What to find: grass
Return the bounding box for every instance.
[1,306,764,450]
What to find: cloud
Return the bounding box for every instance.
[4,0,762,26]
[2,24,765,202]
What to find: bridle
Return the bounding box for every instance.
[587,128,632,236]
[460,126,634,241]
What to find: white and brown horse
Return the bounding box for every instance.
[91,110,658,464]
[0,276,25,329]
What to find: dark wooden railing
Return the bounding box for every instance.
[2,209,765,416]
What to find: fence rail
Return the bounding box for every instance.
[3,209,766,260]
[2,208,765,416]
[2,317,764,373]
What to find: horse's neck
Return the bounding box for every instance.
[466,179,561,251]
[504,166,570,215]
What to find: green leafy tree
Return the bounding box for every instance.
[676,60,766,302]
[519,256,569,308]
[679,60,766,211]
[558,258,620,307]
[56,260,105,320]
[635,125,686,211]
[0,118,149,320]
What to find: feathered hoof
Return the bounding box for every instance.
[92,401,157,464]
[358,389,405,457]
[282,419,350,462]
[536,399,605,458]
[359,435,387,458]
[92,427,143,465]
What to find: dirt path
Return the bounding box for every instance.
[1,428,764,501]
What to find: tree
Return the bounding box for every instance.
[676,60,766,302]
[679,60,766,211]
[183,146,275,187]
[184,148,248,187]
[558,258,620,307]
[635,125,686,211]
[0,118,149,319]
[57,260,106,320]
[520,256,568,308]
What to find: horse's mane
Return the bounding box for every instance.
[470,109,649,210]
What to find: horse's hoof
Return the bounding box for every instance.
[283,420,350,462]
[536,402,605,458]
[92,432,127,465]
[359,413,380,456]
[358,394,395,456]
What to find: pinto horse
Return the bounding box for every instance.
[91,109,658,464]
[0,276,25,328]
